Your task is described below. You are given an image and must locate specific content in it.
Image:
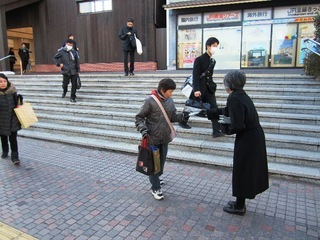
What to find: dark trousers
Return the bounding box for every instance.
[1,132,18,153]
[123,50,135,74]
[149,143,168,191]
[9,62,15,72]
[21,59,28,71]
[190,90,221,133]
[62,74,77,100]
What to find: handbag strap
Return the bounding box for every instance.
[151,95,175,134]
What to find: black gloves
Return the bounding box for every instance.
[140,128,148,138]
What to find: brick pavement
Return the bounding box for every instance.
[0,136,319,240]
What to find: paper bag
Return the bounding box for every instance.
[14,102,38,128]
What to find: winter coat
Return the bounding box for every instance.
[18,48,29,62]
[118,26,138,51]
[192,52,217,97]
[53,47,80,76]
[135,91,182,145]
[0,83,21,135]
[219,90,269,199]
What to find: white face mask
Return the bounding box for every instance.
[66,45,73,51]
[210,47,218,55]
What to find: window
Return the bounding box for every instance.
[78,0,112,14]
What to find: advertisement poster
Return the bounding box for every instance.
[177,29,202,68]
[297,23,315,66]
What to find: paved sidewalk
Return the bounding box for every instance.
[0,137,319,240]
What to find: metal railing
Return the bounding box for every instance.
[0,55,14,62]
[303,38,320,56]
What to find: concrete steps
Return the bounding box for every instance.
[9,73,320,181]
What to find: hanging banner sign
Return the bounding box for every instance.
[178,14,202,26]
[274,4,320,19]
[204,11,241,23]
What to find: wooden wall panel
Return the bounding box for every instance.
[5,0,158,65]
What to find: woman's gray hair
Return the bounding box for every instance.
[223,70,246,91]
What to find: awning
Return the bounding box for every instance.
[163,0,271,10]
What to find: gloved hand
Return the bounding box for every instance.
[218,115,231,124]
[140,128,148,138]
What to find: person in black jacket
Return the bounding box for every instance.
[8,48,17,72]
[118,18,138,76]
[207,70,269,215]
[0,73,21,165]
[180,37,223,138]
[18,43,30,74]
[53,39,80,103]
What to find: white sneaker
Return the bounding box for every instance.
[151,189,164,200]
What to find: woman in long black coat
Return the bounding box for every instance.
[207,70,269,215]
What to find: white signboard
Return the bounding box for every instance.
[274,4,320,19]
[243,8,272,21]
[204,11,241,23]
[178,14,202,26]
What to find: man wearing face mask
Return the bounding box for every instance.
[119,18,138,76]
[53,39,80,103]
[180,37,223,138]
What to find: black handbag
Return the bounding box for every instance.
[76,75,81,90]
[136,136,154,175]
[185,99,211,110]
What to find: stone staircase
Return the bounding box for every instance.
[9,73,320,181]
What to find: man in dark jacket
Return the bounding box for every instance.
[180,37,223,138]
[207,70,269,215]
[118,18,138,76]
[53,39,80,103]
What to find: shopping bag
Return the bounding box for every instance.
[76,75,81,90]
[136,136,154,175]
[134,34,143,55]
[151,145,160,174]
[184,99,211,117]
[14,102,38,128]
[181,75,193,98]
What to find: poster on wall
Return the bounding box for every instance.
[271,24,297,67]
[297,23,315,66]
[177,29,202,68]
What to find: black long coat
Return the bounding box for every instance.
[192,52,217,96]
[221,90,269,199]
[0,83,21,135]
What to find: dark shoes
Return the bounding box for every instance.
[212,131,224,138]
[11,152,20,165]
[1,152,8,158]
[129,72,134,76]
[70,99,76,103]
[179,122,192,129]
[124,73,128,76]
[62,92,66,98]
[223,202,246,215]
[12,159,20,165]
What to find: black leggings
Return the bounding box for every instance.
[1,132,18,153]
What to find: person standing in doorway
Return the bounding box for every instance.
[119,18,138,76]
[53,39,80,103]
[8,48,17,72]
[18,43,30,74]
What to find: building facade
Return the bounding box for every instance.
[164,0,320,70]
[0,0,166,72]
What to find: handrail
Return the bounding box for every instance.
[0,55,14,61]
[303,38,320,56]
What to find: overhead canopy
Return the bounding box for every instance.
[163,0,271,10]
